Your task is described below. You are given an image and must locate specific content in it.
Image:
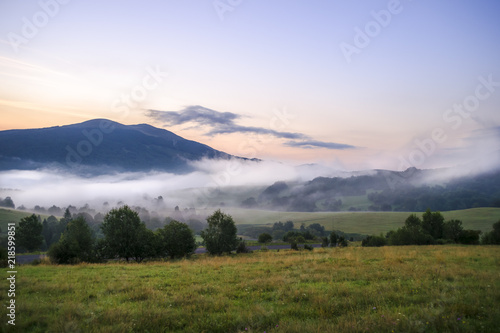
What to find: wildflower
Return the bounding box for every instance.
[457,318,461,321]
[373,307,376,310]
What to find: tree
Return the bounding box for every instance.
[201,210,238,255]
[284,221,294,231]
[258,233,273,244]
[362,235,387,247]
[329,232,339,247]
[101,205,153,262]
[296,235,306,244]
[283,231,300,242]
[236,240,252,253]
[482,220,500,245]
[17,214,43,252]
[388,213,435,245]
[42,217,56,250]
[0,197,15,208]
[157,220,196,259]
[458,230,481,245]
[405,214,422,228]
[338,236,348,247]
[422,209,444,239]
[307,223,326,236]
[443,219,463,243]
[48,216,95,264]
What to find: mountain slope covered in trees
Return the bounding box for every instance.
[246,167,500,212]
[0,119,246,174]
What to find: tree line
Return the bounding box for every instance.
[2,206,499,266]
[0,206,241,264]
[362,209,500,247]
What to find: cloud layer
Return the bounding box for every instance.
[0,159,346,211]
[146,105,356,150]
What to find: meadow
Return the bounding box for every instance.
[1,245,499,332]
[227,207,500,235]
[2,207,499,237]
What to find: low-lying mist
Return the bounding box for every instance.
[0,158,346,213]
[1,151,499,217]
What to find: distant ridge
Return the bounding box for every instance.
[0,119,250,174]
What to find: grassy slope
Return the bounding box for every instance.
[1,245,499,332]
[227,207,500,234]
[0,208,35,235]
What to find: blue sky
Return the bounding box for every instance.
[1,0,499,171]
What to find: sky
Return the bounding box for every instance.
[1,0,499,171]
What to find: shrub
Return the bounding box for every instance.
[458,230,481,245]
[236,241,252,254]
[290,241,299,251]
[338,236,348,247]
[304,244,314,251]
[362,235,386,247]
[329,232,339,246]
[258,233,273,244]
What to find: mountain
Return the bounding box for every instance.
[0,119,248,174]
[241,165,500,212]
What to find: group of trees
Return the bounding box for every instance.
[0,197,15,209]
[368,171,500,212]
[47,206,196,264]
[6,203,500,266]
[46,207,240,264]
[362,209,500,247]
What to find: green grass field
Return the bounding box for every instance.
[1,245,499,332]
[0,209,34,236]
[2,207,499,237]
[226,207,500,235]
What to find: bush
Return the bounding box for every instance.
[236,241,252,254]
[458,230,481,245]
[260,245,269,252]
[362,235,386,247]
[290,241,299,251]
[329,232,339,246]
[304,244,314,251]
[258,233,273,244]
[338,236,348,247]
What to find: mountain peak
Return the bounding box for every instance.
[0,119,242,174]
